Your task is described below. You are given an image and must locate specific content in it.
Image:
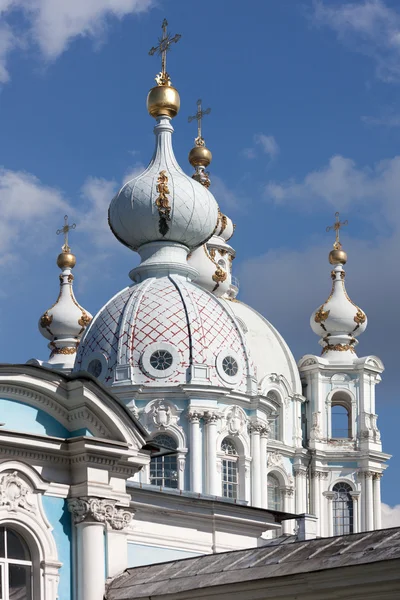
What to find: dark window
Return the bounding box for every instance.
[222,356,238,377]
[150,434,178,489]
[150,350,173,371]
[87,359,102,378]
[331,404,350,438]
[333,482,353,535]
[0,527,32,599]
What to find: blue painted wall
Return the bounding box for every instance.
[0,397,92,437]
[42,496,72,600]
[128,543,202,567]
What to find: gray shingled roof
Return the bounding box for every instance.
[105,527,400,600]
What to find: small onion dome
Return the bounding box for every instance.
[215,210,235,242]
[310,263,367,362]
[108,116,219,252]
[38,253,92,370]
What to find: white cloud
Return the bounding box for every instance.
[0,167,70,259]
[79,176,119,247]
[211,174,241,211]
[382,503,400,528]
[265,154,400,217]
[313,0,400,82]
[242,134,279,161]
[362,113,400,127]
[0,0,153,81]
[254,133,280,159]
[122,161,146,184]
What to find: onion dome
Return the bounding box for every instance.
[37,217,92,370]
[188,99,212,188]
[108,21,218,263]
[310,213,366,362]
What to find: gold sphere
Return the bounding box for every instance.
[57,251,76,269]
[189,145,212,168]
[147,85,180,118]
[329,248,347,265]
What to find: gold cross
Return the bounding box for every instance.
[188,99,211,145]
[149,19,181,85]
[326,212,348,248]
[57,215,76,252]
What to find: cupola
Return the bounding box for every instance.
[310,212,367,363]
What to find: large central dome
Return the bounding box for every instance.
[75,276,255,392]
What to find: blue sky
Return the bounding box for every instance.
[0,0,400,514]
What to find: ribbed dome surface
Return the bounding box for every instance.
[75,276,254,391]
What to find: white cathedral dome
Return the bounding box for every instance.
[220,298,302,395]
[75,276,254,392]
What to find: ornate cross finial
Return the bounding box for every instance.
[188,99,211,147]
[57,215,76,253]
[149,19,181,86]
[326,212,348,249]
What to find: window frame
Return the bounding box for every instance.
[221,438,239,500]
[149,434,179,490]
[332,481,354,535]
[0,526,33,600]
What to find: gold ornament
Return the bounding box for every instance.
[155,171,172,236]
[40,311,53,328]
[314,306,330,323]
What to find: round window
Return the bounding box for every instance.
[149,350,173,371]
[87,359,102,378]
[222,356,239,377]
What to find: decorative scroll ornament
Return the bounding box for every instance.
[267,451,283,468]
[314,305,330,324]
[0,472,36,513]
[152,399,172,429]
[68,498,133,530]
[310,411,322,440]
[40,311,53,329]
[155,170,172,236]
[322,343,356,355]
[78,312,92,328]
[226,406,246,435]
[354,308,366,325]
[49,343,77,355]
[212,265,227,284]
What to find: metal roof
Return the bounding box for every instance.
[105,527,400,600]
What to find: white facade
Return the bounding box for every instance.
[0,43,390,600]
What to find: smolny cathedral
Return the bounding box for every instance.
[0,20,390,600]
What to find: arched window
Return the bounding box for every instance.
[150,434,178,489]
[269,414,280,440]
[0,526,32,599]
[331,403,351,438]
[267,473,282,511]
[333,482,353,535]
[221,438,239,499]
[267,392,281,441]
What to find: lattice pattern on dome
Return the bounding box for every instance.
[75,285,138,382]
[76,277,251,390]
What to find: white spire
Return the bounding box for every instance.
[37,216,92,371]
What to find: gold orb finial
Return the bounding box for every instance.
[147,19,181,119]
[326,212,348,265]
[56,215,77,270]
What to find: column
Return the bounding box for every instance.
[188,411,203,493]
[373,474,382,530]
[350,492,360,533]
[260,427,269,508]
[282,487,295,534]
[249,422,262,507]
[323,492,335,537]
[364,471,374,531]
[69,498,133,600]
[294,469,307,514]
[204,411,219,496]
[311,471,321,537]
